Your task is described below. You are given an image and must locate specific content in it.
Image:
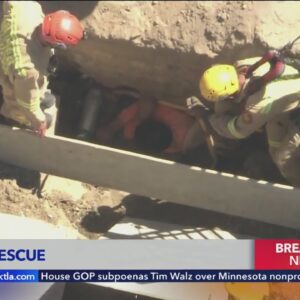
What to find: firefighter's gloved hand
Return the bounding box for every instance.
[36,121,47,137]
[32,109,53,137]
[186,96,210,119]
[35,112,53,137]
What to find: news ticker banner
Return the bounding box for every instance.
[1,270,300,283]
[0,240,299,283]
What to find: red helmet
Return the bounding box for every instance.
[41,10,87,48]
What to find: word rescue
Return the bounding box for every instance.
[276,242,300,266]
[0,249,46,262]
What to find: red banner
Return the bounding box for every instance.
[255,240,300,270]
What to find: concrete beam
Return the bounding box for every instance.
[0,125,299,229]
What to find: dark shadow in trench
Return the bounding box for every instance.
[38,1,98,20]
[81,193,300,239]
[0,160,41,190]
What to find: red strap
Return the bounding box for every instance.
[245,50,285,96]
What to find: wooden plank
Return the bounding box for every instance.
[0,125,299,229]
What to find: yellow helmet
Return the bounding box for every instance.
[225,283,269,300]
[199,64,240,102]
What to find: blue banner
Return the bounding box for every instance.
[37,270,300,283]
[0,270,299,283]
[0,270,38,282]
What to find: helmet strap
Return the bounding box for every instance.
[36,25,49,47]
[53,42,67,50]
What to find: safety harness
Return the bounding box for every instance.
[240,36,300,126]
[244,35,300,98]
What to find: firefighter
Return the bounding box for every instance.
[0,1,86,136]
[187,51,300,187]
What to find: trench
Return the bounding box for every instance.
[0,59,297,239]
[48,67,284,185]
[0,37,296,239]
[40,0,280,184]
[0,9,296,237]
[44,61,300,238]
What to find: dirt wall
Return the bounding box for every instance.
[41,1,300,105]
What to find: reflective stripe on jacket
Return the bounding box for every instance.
[0,1,53,126]
[0,1,45,76]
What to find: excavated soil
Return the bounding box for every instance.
[41,1,300,105]
[0,161,118,239]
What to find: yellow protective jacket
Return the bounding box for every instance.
[209,57,300,144]
[0,1,54,128]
